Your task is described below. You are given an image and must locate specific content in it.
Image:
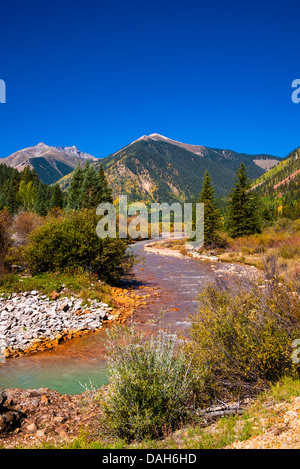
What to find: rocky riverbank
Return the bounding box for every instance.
[0,290,115,359]
[144,239,260,279]
[0,386,104,448]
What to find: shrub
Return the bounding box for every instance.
[0,210,12,271]
[25,210,134,283]
[272,218,294,233]
[101,325,198,440]
[11,211,43,245]
[187,276,300,402]
[279,244,300,260]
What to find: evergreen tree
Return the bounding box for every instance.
[98,164,113,203]
[30,168,40,185]
[21,165,32,184]
[227,163,260,238]
[6,171,20,214]
[50,183,64,210]
[199,170,221,246]
[67,163,84,210]
[6,184,19,214]
[79,165,102,209]
[35,182,48,216]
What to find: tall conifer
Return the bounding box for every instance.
[67,164,84,210]
[50,183,64,210]
[98,164,113,203]
[35,182,47,216]
[79,165,102,209]
[199,170,221,246]
[227,163,260,237]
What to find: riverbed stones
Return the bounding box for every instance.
[0,292,113,358]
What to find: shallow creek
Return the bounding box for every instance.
[0,240,256,394]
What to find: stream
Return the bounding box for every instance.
[0,240,255,394]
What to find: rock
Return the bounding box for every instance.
[50,291,60,300]
[0,411,22,434]
[40,395,49,405]
[58,302,69,312]
[0,292,112,358]
[53,416,65,423]
[0,415,6,433]
[24,422,37,433]
[0,387,105,447]
[99,311,107,320]
[0,390,7,408]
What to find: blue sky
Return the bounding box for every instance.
[0,0,299,159]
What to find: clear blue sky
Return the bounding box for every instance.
[0,0,299,159]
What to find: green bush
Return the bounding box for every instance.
[279,244,300,260]
[188,277,300,402]
[25,210,134,283]
[101,325,198,441]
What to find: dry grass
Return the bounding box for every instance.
[214,220,300,286]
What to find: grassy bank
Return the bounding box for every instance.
[217,225,300,290]
[0,270,113,305]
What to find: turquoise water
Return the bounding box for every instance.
[0,357,108,395]
[0,330,109,394]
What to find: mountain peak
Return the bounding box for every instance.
[34,142,50,151]
[0,142,98,184]
[148,133,169,140]
[99,133,281,201]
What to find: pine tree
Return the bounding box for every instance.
[67,164,84,210]
[199,170,221,246]
[98,164,113,203]
[6,171,20,214]
[21,165,32,185]
[79,165,102,210]
[50,183,64,210]
[227,163,260,238]
[67,161,113,211]
[6,184,18,214]
[35,182,48,216]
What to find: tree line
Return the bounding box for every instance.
[199,163,261,246]
[0,161,112,216]
[0,159,289,248]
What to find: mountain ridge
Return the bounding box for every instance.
[1,134,282,198]
[1,142,98,185]
[252,147,300,219]
[95,133,281,202]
